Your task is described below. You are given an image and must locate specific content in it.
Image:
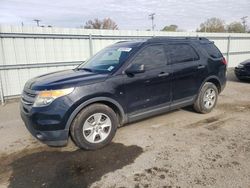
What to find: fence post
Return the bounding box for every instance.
[89,33,93,57]
[0,37,5,105]
[226,35,231,65]
[0,73,4,105]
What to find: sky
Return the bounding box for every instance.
[0,0,250,31]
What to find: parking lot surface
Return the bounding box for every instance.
[0,72,250,188]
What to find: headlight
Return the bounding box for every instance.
[237,64,244,68]
[33,88,74,107]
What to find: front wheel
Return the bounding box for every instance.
[193,82,218,114]
[70,103,118,150]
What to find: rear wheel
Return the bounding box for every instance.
[70,103,118,150]
[193,82,218,114]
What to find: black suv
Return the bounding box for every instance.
[21,37,227,150]
[235,59,250,81]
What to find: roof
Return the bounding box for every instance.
[113,36,211,47]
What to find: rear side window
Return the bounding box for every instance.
[132,45,166,70]
[166,44,199,64]
[202,43,222,58]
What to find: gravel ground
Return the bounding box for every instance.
[0,71,250,188]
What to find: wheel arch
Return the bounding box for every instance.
[200,76,222,93]
[65,97,127,131]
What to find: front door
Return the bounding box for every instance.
[122,44,172,115]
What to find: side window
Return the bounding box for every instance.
[166,44,199,64]
[131,45,166,70]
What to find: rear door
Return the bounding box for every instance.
[165,43,200,102]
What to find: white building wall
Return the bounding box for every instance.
[0,25,250,99]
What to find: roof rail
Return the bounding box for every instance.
[147,36,209,42]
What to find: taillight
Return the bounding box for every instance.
[222,57,227,65]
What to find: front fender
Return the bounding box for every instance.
[65,97,127,131]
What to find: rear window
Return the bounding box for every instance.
[202,43,222,58]
[166,44,199,64]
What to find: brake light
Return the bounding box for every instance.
[222,57,227,65]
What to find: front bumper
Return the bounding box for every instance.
[235,67,250,80]
[20,103,69,147]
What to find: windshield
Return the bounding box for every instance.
[77,46,134,73]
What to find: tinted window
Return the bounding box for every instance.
[132,45,166,70]
[202,43,222,58]
[166,44,199,64]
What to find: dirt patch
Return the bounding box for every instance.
[133,167,180,188]
[217,102,250,113]
[185,102,250,129]
[186,111,235,131]
[205,118,233,131]
[0,143,143,188]
[185,115,223,128]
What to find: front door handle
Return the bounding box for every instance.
[197,65,205,69]
[158,72,170,77]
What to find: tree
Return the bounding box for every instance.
[227,22,245,33]
[197,18,226,33]
[102,18,118,30]
[84,18,118,30]
[162,24,178,32]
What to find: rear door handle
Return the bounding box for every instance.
[158,72,170,77]
[197,65,205,69]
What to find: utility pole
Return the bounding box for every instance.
[149,13,155,31]
[33,19,41,27]
[241,16,248,32]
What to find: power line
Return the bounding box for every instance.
[241,16,248,32]
[149,13,155,31]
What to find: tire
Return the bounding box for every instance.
[193,82,218,114]
[70,103,118,150]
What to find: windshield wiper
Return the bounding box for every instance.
[75,67,93,72]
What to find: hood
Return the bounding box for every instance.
[241,59,250,65]
[25,69,109,90]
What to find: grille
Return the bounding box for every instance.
[21,89,37,110]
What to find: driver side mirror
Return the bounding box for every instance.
[125,64,145,75]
